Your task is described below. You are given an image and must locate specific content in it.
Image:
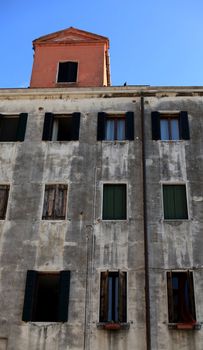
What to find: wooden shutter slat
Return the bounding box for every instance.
[125,111,134,140]
[151,112,161,140]
[97,112,106,141]
[0,186,9,219]
[118,271,127,322]
[179,111,190,140]
[71,113,80,140]
[22,270,38,321]
[42,113,54,141]
[188,271,196,321]
[100,271,108,322]
[58,271,70,322]
[16,113,28,141]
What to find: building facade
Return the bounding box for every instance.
[0,28,202,350]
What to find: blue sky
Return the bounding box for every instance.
[1,0,203,87]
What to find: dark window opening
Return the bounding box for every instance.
[57,62,78,83]
[97,112,134,141]
[52,116,74,141]
[167,271,196,324]
[0,113,27,142]
[103,184,127,220]
[42,113,80,141]
[22,270,70,322]
[100,271,127,323]
[0,185,9,219]
[42,184,67,220]
[163,184,188,220]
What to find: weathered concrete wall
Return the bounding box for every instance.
[145,95,203,350]
[0,90,146,350]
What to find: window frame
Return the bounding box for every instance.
[42,112,80,141]
[161,182,189,221]
[101,182,128,221]
[105,115,126,141]
[167,270,196,325]
[42,183,68,221]
[97,111,134,141]
[160,114,180,141]
[56,61,79,84]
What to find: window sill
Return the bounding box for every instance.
[99,140,129,144]
[97,322,130,330]
[168,322,201,330]
[161,219,190,223]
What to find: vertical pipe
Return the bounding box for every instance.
[141,94,151,350]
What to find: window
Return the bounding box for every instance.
[42,184,67,220]
[167,271,196,324]
[103,184,127,220]
[163,184,188,220]
[0,185,9,219]
[42,113,80,141]
[100,271,127,323]
[97,112,134,141]
[151,111,190,140]
[0,113,28,142]
[22,270,70,322]
[57,61,78,83]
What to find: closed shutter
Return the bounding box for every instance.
[22,270,38,321]
[151,112,161,140]
[42,185,55,219]
[100,271,108,322]
[179,111,190,140]
[0,186,9,219]
[114,185,126,220]
[58,271,71,322]
[118,271,127,322]
[42,113,54,140]
[97,112,106,140]
[55,185,67,219]
[174,185,188,219]
[125,112,134,140]
[71,113,80,140]
[16,113,28,141]
[103,185,114,219]
[167,271,173,322]
[163,185,175,219]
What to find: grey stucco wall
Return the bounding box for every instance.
[0,91,146,350]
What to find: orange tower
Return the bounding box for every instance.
[30,27,110,88]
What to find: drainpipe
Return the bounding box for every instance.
[141,93,151,350]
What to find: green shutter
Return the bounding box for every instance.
[174,185,188,219]
[163,185,175,219]
[103,184,126,220]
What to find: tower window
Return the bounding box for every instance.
[57,62,78,83]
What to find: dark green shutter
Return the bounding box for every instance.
[16,113,28,141]
[58,271,70,322]
[118,271,127,322]
[163,185,175,219]
[42,113,54,140]
[100,271,109,322]
[103,185,114,219]
[125,112,134,140]
[174,185,188,219]
[151,112,161,140]
[97,112,106,140]
[167,272,173,322]
[179,111,190,140]
[114,185,126,219]
[22,270,38,321]
[71,113,80,140]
